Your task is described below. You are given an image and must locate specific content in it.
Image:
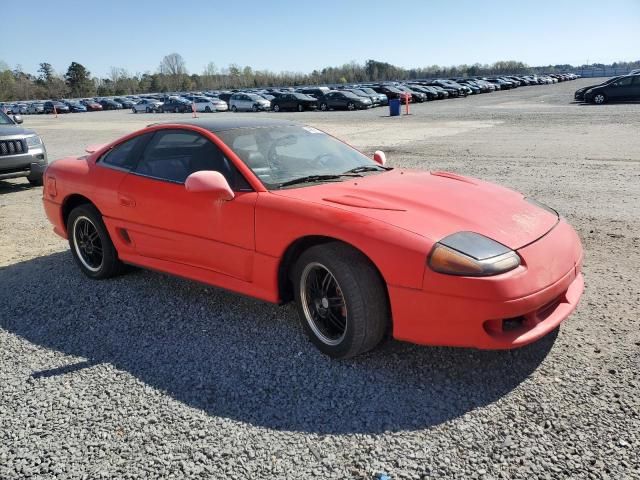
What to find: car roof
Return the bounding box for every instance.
[157,118,302,133]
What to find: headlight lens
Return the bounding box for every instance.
[428,232,520,277]
[26,135,43,147]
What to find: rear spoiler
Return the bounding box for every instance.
[85,144,107,154]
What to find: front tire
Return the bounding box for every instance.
[132,108,137,114]
[67,204,124,280]
[593,93,607,105]
[205,106,212,113]
[273,104,281,112]
[347,102,355,111]
[292,243,389,359]
[319,102,328,111]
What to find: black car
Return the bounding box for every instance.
[370,85,411,102]
[346,88,381,106]
[407,84,438,100]
[317,91,372,111]
[584,74,640,104]
[422,81,461,97]
[271,93,318,112]
[98,99,123,110]
[43,101,70,114]
[574,76,623,101]
[217,92,233,105]
[297,87,332,99]
[64,101,88,112]
[157,98,191,113]
[114,97,135,108]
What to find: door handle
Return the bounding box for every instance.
[119,195,136,207]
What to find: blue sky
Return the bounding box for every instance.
[3,0,639,78]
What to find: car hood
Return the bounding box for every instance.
[0,125,35,137]
[272,169,558,250]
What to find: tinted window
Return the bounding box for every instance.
[100,135,144,170]
[632,76,640,85]
[617,77,633,86]
[135,129,250,190]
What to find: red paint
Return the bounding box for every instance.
[42,123,585,350]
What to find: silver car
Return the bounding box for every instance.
[0,111,48,186]
[229,93,271,112]
[27,103,45,114]
[131,99,163,113]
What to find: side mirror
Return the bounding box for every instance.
[13,115,23,124]
[373,150,387,166]
[185,170,235,201]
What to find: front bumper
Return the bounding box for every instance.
[389,220,584,349]
[0,145,48,181]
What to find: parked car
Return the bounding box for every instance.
[346,88,381,106]
[114,97,135,109]
[370,84,411,102]
[574,76,623,101]
[81,99,103,111]
[0,109,47,186]
[43,101,70,114]
[193,96,229,112]
[12,103,28,114]
[358,87,388,105]
[317,91,372,111]
[157,98,191,113]
[229,93,271,112]
[271,93,318,112]
[64,101,87,112]
[395,85,427,102]
[296,87,332,99]
[217,92,233,106]
[27,102,45,114]
[42,118,584,358]
[131,99,162,113]
[584,74,640,104]
[98,99,122,110]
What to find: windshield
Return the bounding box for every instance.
[0,110,14,125]
[218,125,383,189]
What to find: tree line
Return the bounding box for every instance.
[1,54,639,102]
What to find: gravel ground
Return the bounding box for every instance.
[1,79,639,479]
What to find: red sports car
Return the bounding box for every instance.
[42,119,584,358]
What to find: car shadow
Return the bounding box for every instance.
[0,179,35,194]
[0,252,557,435]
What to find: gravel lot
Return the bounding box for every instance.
[1,79,639,479]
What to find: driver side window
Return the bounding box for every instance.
[134,129,251,190]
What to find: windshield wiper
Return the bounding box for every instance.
[343,165,393,174]
[278,173,361,188]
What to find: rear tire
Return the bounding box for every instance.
[347,102,355,111]
[205,106,212,112]
[132,108,137,114]
[320,102,328,111]
[67,204,124,280]
[292,242,389,359]
[273,104,280,112]
[231,105,237,112]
